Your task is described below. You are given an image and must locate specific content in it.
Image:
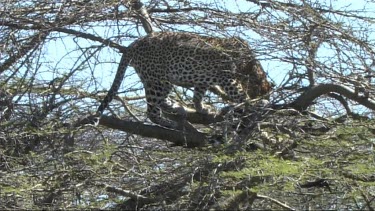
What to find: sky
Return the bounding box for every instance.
[37,0,375,108]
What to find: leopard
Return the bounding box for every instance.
[97,32,272,128]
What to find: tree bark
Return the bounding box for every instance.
[291,83,375,111]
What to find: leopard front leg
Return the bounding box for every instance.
[218,73,246,103]
[146,102,179,128]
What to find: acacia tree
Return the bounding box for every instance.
[1,0,374,209]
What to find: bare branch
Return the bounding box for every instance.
[53,28,127,52]
[256,193,296,211]
[130,0,154,34]
[105,185,155,204]
[0,31,49,74]
[76,115,208,147]
[291,83,375,111]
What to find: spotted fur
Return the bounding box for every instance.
[97,32,272,128]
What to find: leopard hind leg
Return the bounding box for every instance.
[193,85,210,114]
[144,82,185,128]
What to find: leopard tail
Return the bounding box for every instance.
[97,51,131,115]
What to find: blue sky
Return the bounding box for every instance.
[37,0,375,105]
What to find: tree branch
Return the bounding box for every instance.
[53,28,127,52]
[1,22,127,52]
[130,0,154,34]
[77,115,208,147]
[291,83,375,111]
[0,31,49,75]
[256,193,296,211]
[104,185,155,204]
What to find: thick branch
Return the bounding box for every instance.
[130,0,154,34]
[291,83,375,111]
[166,106,224,125]
[77,115,208,147]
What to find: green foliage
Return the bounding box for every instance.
[219,152,303,179]
[1,117,374,210]
[207,119,375,209]
[1,112,375,210]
